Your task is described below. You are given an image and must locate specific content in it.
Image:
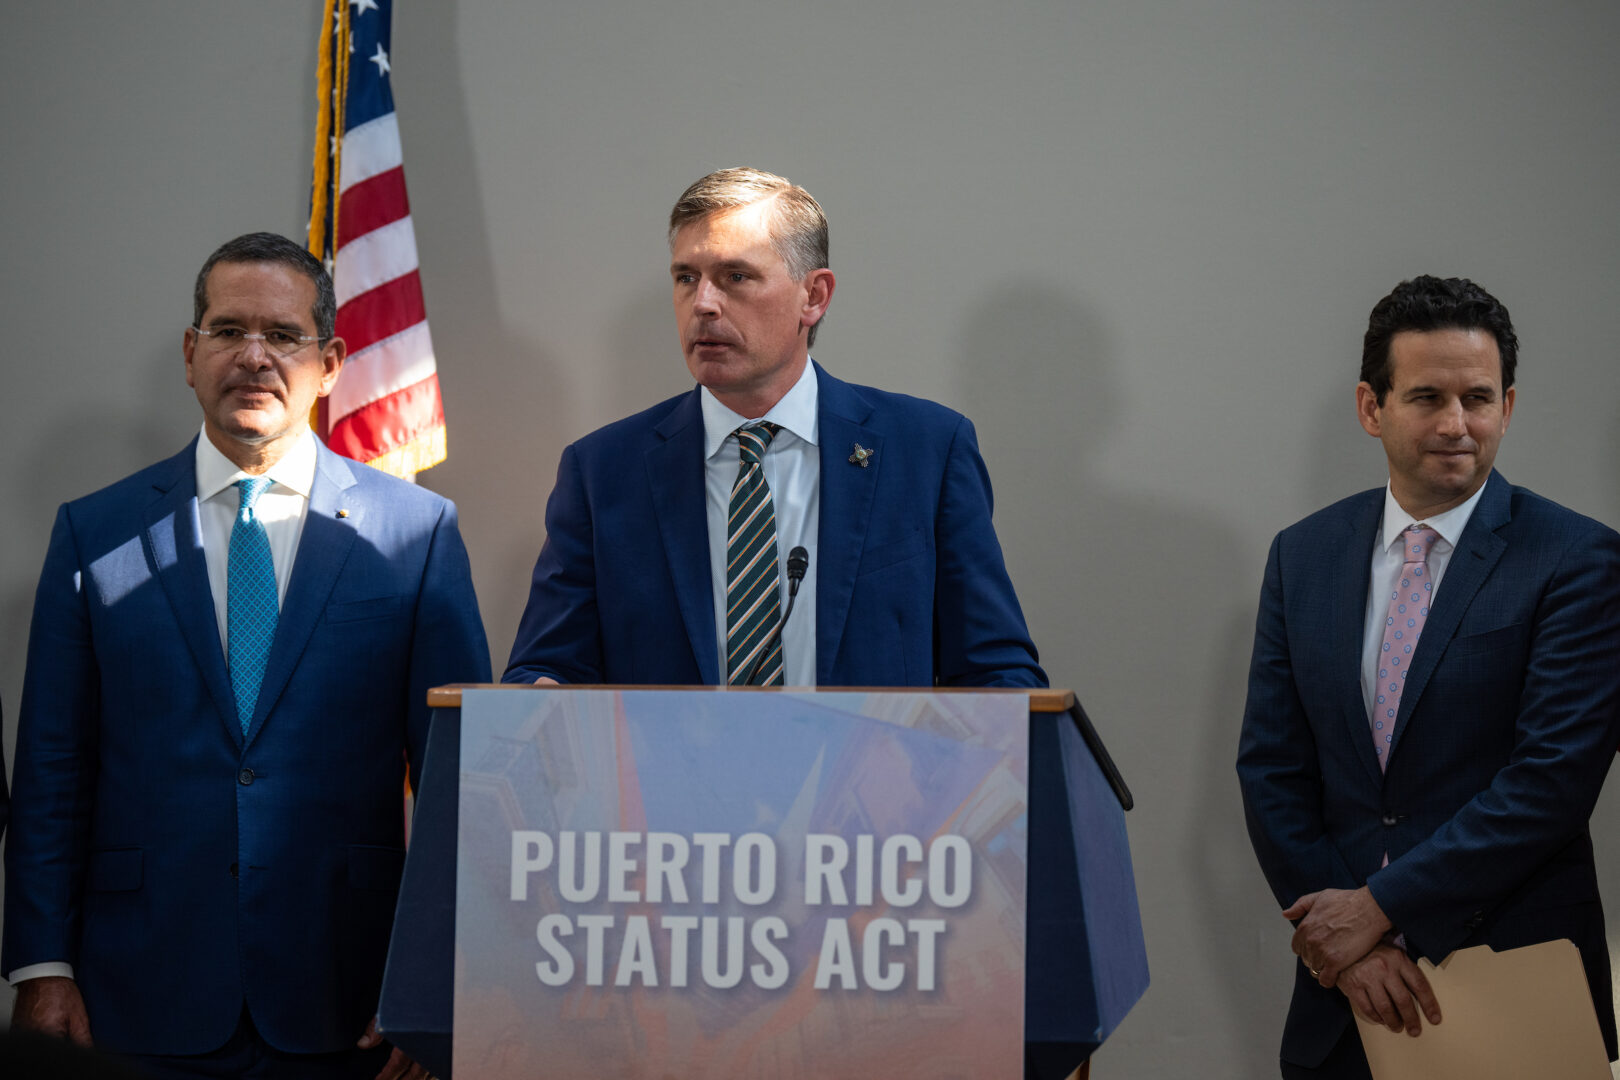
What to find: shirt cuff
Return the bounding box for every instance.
[9,962,74,985]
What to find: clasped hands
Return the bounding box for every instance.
[1284,886,1442,1037]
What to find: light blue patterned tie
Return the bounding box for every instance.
[228,477,278,733]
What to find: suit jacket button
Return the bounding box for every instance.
[229,863,238,878]
[238,768,255,785]
[1381,813,1398,826]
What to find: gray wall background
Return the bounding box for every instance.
[4,2,1619,1075]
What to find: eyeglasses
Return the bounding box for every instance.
[192,326,323,358]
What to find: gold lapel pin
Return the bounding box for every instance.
[848,444,874,468]
[337,509,349,518]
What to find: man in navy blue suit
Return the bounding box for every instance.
[1238,276,1620,1077]
[0,700,9,843]
[505,168,1044,689]
[3,234,490,1078]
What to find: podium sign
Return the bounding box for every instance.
[453,688,1030,1079]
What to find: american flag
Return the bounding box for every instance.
[307,0,446,478]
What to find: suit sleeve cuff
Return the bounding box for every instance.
[8,962,74,985]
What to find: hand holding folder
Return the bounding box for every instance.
[1355,939,1610,1080]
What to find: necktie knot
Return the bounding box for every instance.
[238,476,272,519]
[1402,525,1440,566]
[735,423,781,467]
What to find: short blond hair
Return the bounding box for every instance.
[668,167,828,277]
[669,168,830,345]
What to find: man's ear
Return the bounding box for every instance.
[801,268,835,331]
[183,326,199,388]
[1354,382,1382,438]
[317,336,347,397]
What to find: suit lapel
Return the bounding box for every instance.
[245,444,360,745]
[1387,472,1510,761]
[814,367,881,684]
[142,441,239,746]
[648,392,720,682]
[1333,492,1388,788]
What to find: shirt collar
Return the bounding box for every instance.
[700,359,820,461]
[1379,479,1488,554]
[194,423,319,502]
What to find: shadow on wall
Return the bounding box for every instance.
[9,341,186,652]
[1200,377,1387,1069]
[487,279,690,673]
[604,281,699,420]
[400,0,575,671]
[951,281,1280,1072]
[1180,371,1389,1069]
[1310,380,1382,508]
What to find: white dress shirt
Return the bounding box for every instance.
[1359,481,1488,722]
[702,361,819,686]
[194,425,317,648]
[9,426,317,986]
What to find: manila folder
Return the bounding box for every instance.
[1356,938,1609,1080]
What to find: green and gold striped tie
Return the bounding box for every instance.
[726,422,784,685]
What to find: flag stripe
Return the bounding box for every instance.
[338,165,410,244]
[338,113,403,191]
[334,216,420,307]
[364,424,447,478]
[312,0,446,476]
[329,320,438,421]
[335,270,427,355]
[328,375,446,461]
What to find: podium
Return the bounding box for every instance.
[380,686,1147,1079]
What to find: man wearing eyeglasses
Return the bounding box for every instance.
[3,233,490,1079]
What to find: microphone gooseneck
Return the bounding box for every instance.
[744,545,809,685]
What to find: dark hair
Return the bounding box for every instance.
[1360,275,1517,403]
[669,167,830,347]
[192,232,337,340]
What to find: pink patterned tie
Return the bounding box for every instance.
[1372,525,1440,771]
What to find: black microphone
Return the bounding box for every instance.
[744,545,809,685]
[785,545,809,588]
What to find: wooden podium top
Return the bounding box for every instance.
[428,683,1076,713]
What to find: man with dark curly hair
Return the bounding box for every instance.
[1238,275,1620,1077]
